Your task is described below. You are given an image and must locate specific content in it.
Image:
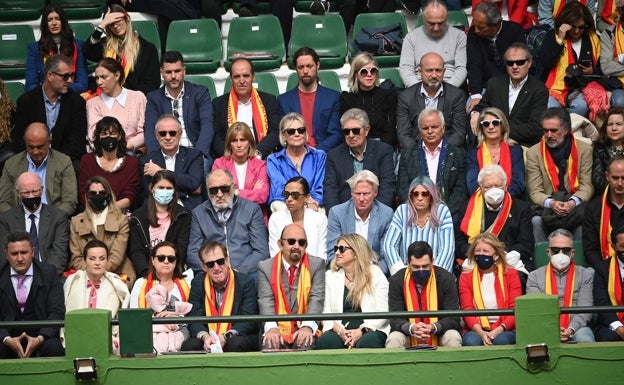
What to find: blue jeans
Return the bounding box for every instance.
[570,326,595,343]
[548,95,589,118]
[462,331,516,346]
[611,89,624,107]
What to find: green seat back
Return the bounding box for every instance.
[288,14,347,70]
[184,74,218,100]
[50,0,106,19]
[351,12,407,68]
[0,0,46,22]
[379,67,404,88]
[286,70,342,92]
[69,21,95,41]
[224,71,280,96]
[0,25,35,80]
[166,19,222,74]
[534,240,587,268]
[225,15,285,72]
[3,81,24,104]
[133,20,161,58]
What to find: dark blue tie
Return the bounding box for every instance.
[29,213,40,262]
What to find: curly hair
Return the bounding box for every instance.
[0,78,15,144]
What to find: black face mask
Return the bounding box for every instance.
[100,137,119,152]
[411,269,431,285]
[22,196,41,212]
[88,195,109,212]
[474,254,495,270]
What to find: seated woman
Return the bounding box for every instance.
[87,58,146,153]
[459,232,522,346]
[267,113,326,212]
[128,170,191,279]
[130,241,193,353]
[63,240,130,353]
[69,176,136,288]
[382,176,455,275]
[0,78,15,173]
[592,107,624,195]
[25,4,88,93]
[466,107,525,199]
[316,233,389,350]
[82,4,160,95]
[79,116,140,211]
[340,52,396,145]
[268,176,327,260]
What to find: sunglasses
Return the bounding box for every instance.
[208,185,232,195]
[505,59,528,67]
[480,119,502,128]
[333,245,353,254]
[155,255,177,263]
[570,24,587,31]
[282,191,303,200]
[410,190,431,198]
[342,128,362,136]
[87,190,108,197]
[52,71,74,81]
[157,130,178,137]
[204,257,226,269]
[283,127,306,136]
[358,66,379,76]
[549,247,573,255]
[282,238,307,247]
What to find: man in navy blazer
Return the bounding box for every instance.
[327,170,393,274]
[278,47,342,152]
[145,51,214,170]
[141,115,204,209]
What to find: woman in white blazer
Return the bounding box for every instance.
[315,233,390,349]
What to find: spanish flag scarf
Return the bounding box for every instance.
[472,264,507,330]
[227,86,268,142]
[137,272,190,309]
[104,48,131,85]
[600,186,616,260]
[204,268,236,335]
[613,23,624,83]
[43,41,79,74]
[607,256,624,322]
[403,267,438,346]
[540,135,580,194]
[460,189,513,244]
[544,261,577,328]
[602,0,617,26]
[270,253,312,342]
[477,142,512,188]
[553,0,588,20]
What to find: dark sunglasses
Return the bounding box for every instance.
[480,119,502,128]
[282,238,307,247]
[282,191,303,200]
[358,66,379,76]
[410,190,431,198]
[204,257,226,269]
[570,24,587,31]
[87,190,108,197]
[505,59,528,67]
[52,71,74,81]
[342,128,362,136]
[157,130,178,137]
[333,245,353,254]
[549,247,573,255]
[208,185,232,195]
[284,127,306,136]
[155,255,177,263]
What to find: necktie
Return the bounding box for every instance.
[16,275,28,312]
[87,280,100,309]
[288,265,298,287]
[28,214,40,262]
[488,40,500,62]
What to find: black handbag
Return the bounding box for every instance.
[353,23,403,55]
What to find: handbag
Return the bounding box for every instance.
[353,23,403,55]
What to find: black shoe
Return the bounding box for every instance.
[309,0,329,15]
[238,5,259,17]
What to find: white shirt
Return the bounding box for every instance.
[481,272,499,324]
[354,207,370,241]
[508,76,528,113]
[237,99,254,138]
[161,147,180,172]
[102,87,128,110]
[165,85,191,148]
[610,258,624,331]
[420,84,444,110]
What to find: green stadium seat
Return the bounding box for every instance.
[225,15,285,72]
[286,70,342,92]
[0,0,46,22]
[3,81,24,104]
[184,74,218,100]
[50,0,106,20]
[534,240,587,268]
[288,14,347,70]
[224,72,280,96]
[166,19,222,74]
[379,67,404,88]
[69,21,94,41]
[133,20,162,58]
[416,10,469,30]
[351,12,408,68]
[0,25,35,80]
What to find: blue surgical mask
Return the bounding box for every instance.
[153,189,174,205]
[411,269,431,285]
[474,254,495,270]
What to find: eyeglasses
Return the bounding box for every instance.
[87,190,108,197]
[570,24,587,31]
[333,245,353,254]
[549,247,573,255]
[155,255,177,263]
[282,238,307,247]
[208,185,232,195]
[505,59,528,67]
[283,127,306,136]
[480,119,502,128]
[282,191,303,200]
[51,71,74,81]
[410,190,431,198]
[18,188,42,197]
[358,66,379,76]
[157,130,179,137]
[172,99,180,119]
[342,128,362,136]
[204,257,226,269]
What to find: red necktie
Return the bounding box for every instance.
[288,265,298,287]
[87,280,100,309]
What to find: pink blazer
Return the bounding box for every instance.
[212,156,269,205]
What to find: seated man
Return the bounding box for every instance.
[324,108,395,211]
[527,228,595,343]
[141,115,204,210]
[593,226,624,341]
[0,122,77,216]
[257,224,325,350]
[182,241,259,352]
[0,231,65,359]
[0,172,69,276]
[386,241,462,348]
[326,170,393,273]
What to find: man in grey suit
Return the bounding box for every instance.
[327,170,393,275]
[257,224,325,350]
[0,123,77,216]
[0,172,69,275]
[397,52,467,150]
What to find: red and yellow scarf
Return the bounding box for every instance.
[613,23,624,84]
[403,267,438,346]
[204,268,236,335]
[607,256,624,322]
[477,142,512,188]
[43,41,79,74]
[227,86,268,142]
[553,0,588,19]
[472,264,507,330]
[104,48,131,84]
[460,189,513,244]
[601,0,617,26]
[600,187,616,260]
[545,261,577,328]
[137,272,190,309]
[540,135,580,194]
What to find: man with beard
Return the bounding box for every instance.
[278,47,342,152]
[186,169,268,278]
[396,52,467,150]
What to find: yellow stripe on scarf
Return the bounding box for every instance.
[471,264,506,330]
[204,268,236,335]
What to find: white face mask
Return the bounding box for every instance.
[550,252,571,270]
[483,187,505,206]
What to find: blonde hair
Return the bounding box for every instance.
[476,107,514,146]
[348,52,379,93]
[104,5,139,75]
[224,122,257,159]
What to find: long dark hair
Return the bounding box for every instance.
[147,170,180,227]
[92,116,127,157]
[38,4,76,61]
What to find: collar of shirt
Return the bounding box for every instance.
[26,153,49,171]
[102,87,128,109]
[23,203,43,218]
[42,85,61,106]
[509,75,528,91]
[161,146,180,161]
[485,201,502,211]
[354,206,370,223]
[282,258,300,271]
[10,265,34,277]
[420,83,444,99]
[421,139,443,157]
[165,83,185,100]
[490,23,503,42]
[213,275,230,292]
[348,141,367,160]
